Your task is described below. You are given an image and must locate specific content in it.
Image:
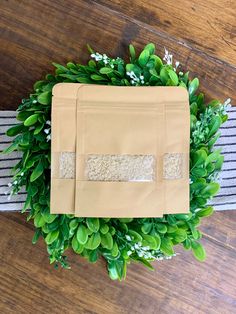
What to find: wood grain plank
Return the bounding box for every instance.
[0,0,235,111]
[0,212,236,314]
[94,0,236,65]
[0,1,236,312]
[201,211,236,250]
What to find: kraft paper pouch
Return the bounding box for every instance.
[50,84,79,214]
[74,85,189,217]
[164,102,190,214]
[50,84,190,217]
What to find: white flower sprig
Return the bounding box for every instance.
[191,98,232,146]
[125,234,175,261]
[5,172,24,199]
[163,48,180,72]
[163,48,173,65]
[126,71,145,85]
[44,120,51,142]
[90,52,124,68]
[220,98,232,115]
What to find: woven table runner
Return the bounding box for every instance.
[0,109,235,212]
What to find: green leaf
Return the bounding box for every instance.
[191,241,206,261]
[86,218,100,233]
[128,230,142,242]
[160,237,174,255]
[215,155,224,170]
[168,69,179,86]
[149,68,158,77]
[2,142,18,154]
[24,114,39,127]
[155,223,167,234]
[179,81,187,88]
[69,219,79,230]
[100,224,109,234]
[141,223,153,234]
[196,206,214,218]
[42,212,57,224]
[85,232,101,250]
[138,49,150,67]
[108,260,126,281]
[101,232,113,250]
[52,62,68,72]
[16,111,32,121]
[192,149,208,167]
[37,91,51,105]
[72,236,84,254]
[172,229,187,243]
[88,249,99,263]
[34,123,44,135]
[167,225,178,233]
[99,67,113,74]
[34,213,45,228]
[183,239,191,250]
[33,80,45,91]
[154,234,161,249]
[175,213,192,221]
[107,261,120,280]
[129,44,136,62]
[202,182,220,197]
[135,257,154,270]
[76,77,90,83]
[160,66,169,84]
[32,229,41,244]
[88,60,96,67]
[142,234,159,250]
[45,230,59,245]
[30,160,44,182]
[205,149,221,165]
[208,99,221,108]
[190,102,198,116]
[21,194,31,213]
[144,43,155,55]
[188,78,199,96]
[111,241,119,257]
[91,74,106,81]
[190,114,197,129]
[149,55,163,72]
[208,133,220,148]
[59,74,78,81]
[6,124,25,136]
[208,116,222,137]
[126,63,141,75]
[87,44,94,54]
[118,218,133,223]
[191,167,207,177]
[195,196,207,207]
[76,224,88,245]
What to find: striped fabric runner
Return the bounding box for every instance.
[0,109,235,212]
[209,107,236,210]
[0,111,26,211]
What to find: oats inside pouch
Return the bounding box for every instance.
[50,84,190,217]
[85,154,156,182]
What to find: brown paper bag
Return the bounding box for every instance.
[50,84,190,217]
[50,84,79,214]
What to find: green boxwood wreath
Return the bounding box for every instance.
[4,43,230,280]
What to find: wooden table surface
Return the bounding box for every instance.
[0,1,236,313]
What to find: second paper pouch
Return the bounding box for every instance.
[51,84,190,217]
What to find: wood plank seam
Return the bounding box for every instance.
[90,0,236,69]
